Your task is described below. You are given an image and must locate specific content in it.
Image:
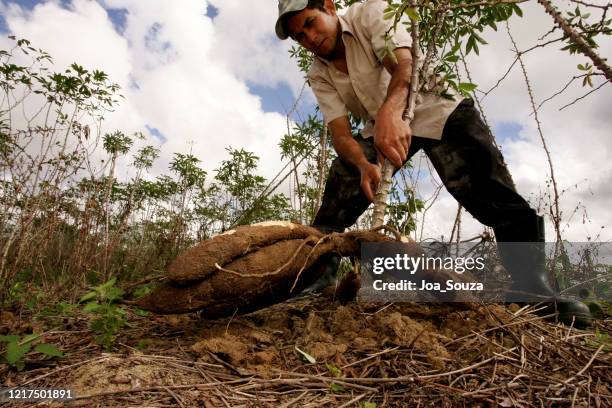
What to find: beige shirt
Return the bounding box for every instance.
[307,0,462,140]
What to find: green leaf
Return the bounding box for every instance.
[6,341,30,366]
[404,7,420,21]
[106,287,124,302]
[294,346,316,364]
[466,36,475,55]
[79,291,97,303]
[34,343,63,357]
[330,382,344,392]
[445,55,459,63]
[21,333,40,345]
[95,277,117,295]
[362,403,377,408]
[458,82,478,93]
[134,308,149,317]
[512,4,523,17]
[0,335,19,343]
[472,32,488,45]
[325,362,341,377]
[385,44,398,65]
[83,302,101,313]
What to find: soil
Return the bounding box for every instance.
[2,293,610,407]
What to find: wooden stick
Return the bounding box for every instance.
[371,0,422,228]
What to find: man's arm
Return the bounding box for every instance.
[329,116,381,201]
[374,47,414,169]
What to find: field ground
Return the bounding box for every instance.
[1,292,611,407]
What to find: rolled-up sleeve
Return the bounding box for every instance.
[308,68,348,125]
[361,0,412,62]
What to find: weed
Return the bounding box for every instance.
[80,277,127,350]
[325,362,341,377]
[0,333,63,371]
[583,328,611,351]
[329,382,344,393]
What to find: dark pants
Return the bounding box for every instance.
[313,99,542,244]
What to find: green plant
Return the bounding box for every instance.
[329,382,344,393]
[80,277,127,350]
[136,338,153,350]
[0,333,63,371]
[325,362,341,377]
[583,328,611,351]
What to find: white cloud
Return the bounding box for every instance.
[0,0,294,184]
[0,0,609,241]
[208,0,310,98]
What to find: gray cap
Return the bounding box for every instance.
[275,0,308,40]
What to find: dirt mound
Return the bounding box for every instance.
[69,355,202,397]
[189,298,497,375]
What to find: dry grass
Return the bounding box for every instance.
[1,293,610,407]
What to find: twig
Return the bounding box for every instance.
[278,390,309,408]
[290,235,331,292]
[163,386,185,408]
[563,344,605,384]
[559,80,609,111]
[507,20,563,244]
[22,356,111,386]
[337,393,369,408]
[341,347,400,369]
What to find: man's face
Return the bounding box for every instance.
[286,6,339,59]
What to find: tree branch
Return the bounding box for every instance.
[538,0,612,82]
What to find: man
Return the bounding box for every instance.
[275,0,591,327]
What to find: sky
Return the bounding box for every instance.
[0,0,610,242]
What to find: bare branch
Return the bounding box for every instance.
[535,73,603,112]
[559,80,609,110]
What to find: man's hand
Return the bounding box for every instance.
[374,107,412,169]
[359,161,382,202]
[375,47,414,169]
[329,116,385,201]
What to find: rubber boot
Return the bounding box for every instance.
[301,253,341,293]
[296,224,341,293]
[495,215,592,328]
